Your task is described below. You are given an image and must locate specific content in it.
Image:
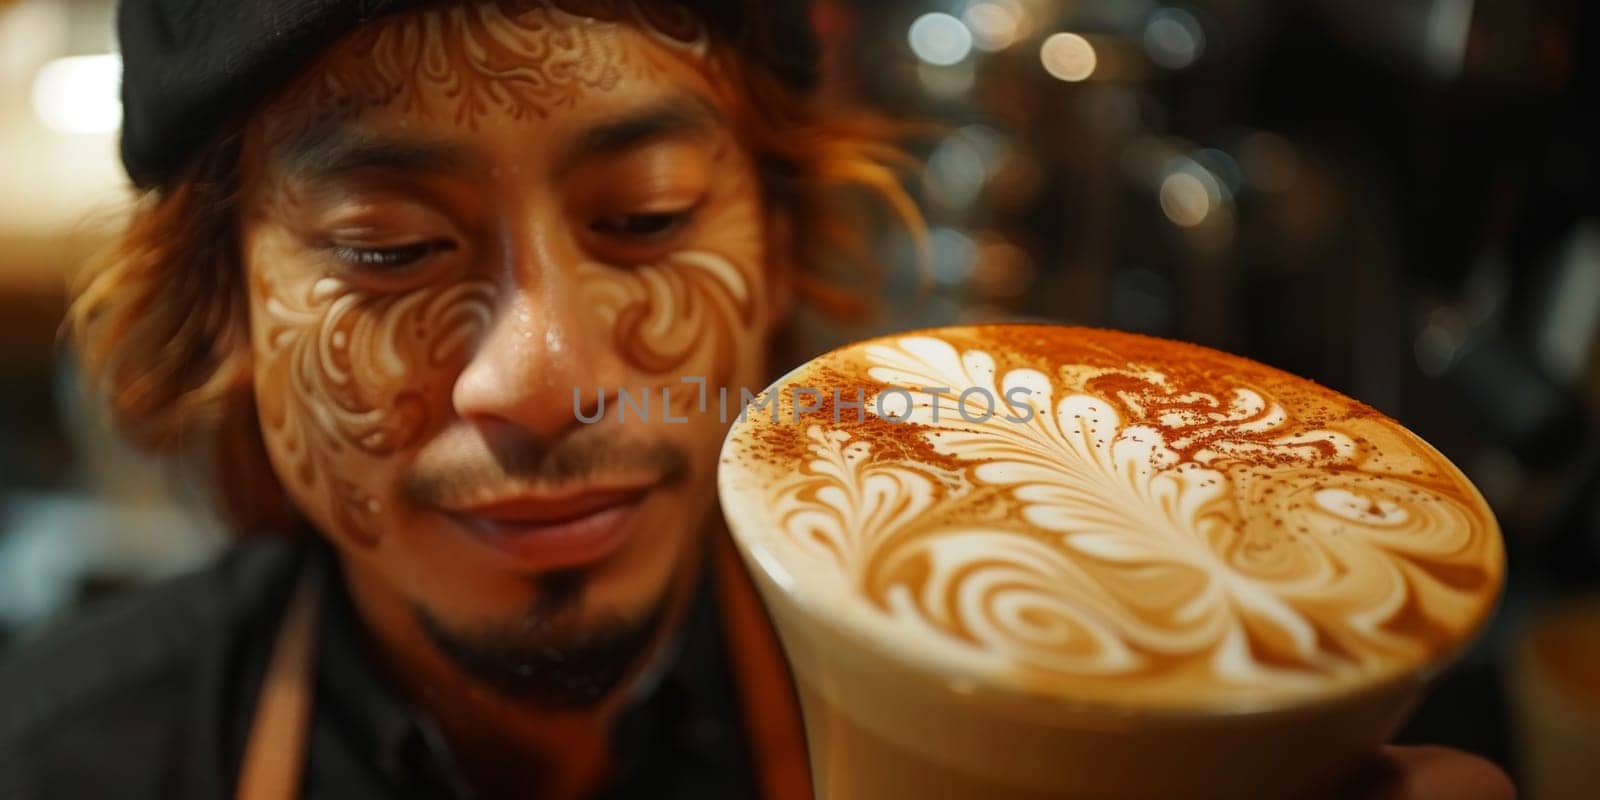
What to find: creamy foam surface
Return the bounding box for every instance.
[718,326,1504,711]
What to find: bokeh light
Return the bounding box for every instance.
[964,1,1023,52]
[31,53,122,135]
[908,13,973,67]
[1159,172,1210,227]
[929,227,979,286]
[970,234,1036,299]
[1143,7,1205,70]
[1195,147,1243,193]
[925,124,1007,209]
[1040,33,1096,82]
[1157,155,1228,229]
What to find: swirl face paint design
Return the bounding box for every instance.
[576,156,768,401]
[577,249,757,378]
[254,264,498,542]
[719,327,1504,709]
[262,0,709,139]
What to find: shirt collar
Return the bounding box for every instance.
[313,544,475,798]
[308,542,756,799]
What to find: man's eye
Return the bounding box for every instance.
[589,210,693,240]
[329,240,453,270]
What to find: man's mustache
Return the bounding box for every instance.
[403,432,690,506]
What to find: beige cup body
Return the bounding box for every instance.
[752,568,1419,800]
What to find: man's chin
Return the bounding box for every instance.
[412,572,677,710]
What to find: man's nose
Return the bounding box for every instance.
[452,258,623,440]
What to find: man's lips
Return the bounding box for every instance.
[441,484,653,569]
[449,486,650,524]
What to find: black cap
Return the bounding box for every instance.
[116,0,820,189]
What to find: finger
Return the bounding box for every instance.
[1354,745,1516,800]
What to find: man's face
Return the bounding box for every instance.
[237,1,784,706]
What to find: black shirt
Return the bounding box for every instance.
[0,539,762,799]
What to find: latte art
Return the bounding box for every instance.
[719,327,1503,709]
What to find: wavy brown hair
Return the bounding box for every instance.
[66,11,925,535]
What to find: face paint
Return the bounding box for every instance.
[260,0,710,143]
[578,248,759,377]
[253,248,498,542]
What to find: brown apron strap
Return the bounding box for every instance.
[713,531,813,800]
[236,568,322,800]
[234,543,798,799]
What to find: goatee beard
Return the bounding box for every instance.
[414,570,672,710]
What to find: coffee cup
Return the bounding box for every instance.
[717,325,1504,799]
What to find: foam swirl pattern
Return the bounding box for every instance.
[718,326,1504,711]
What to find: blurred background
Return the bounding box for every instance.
[0,0,1596,793]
